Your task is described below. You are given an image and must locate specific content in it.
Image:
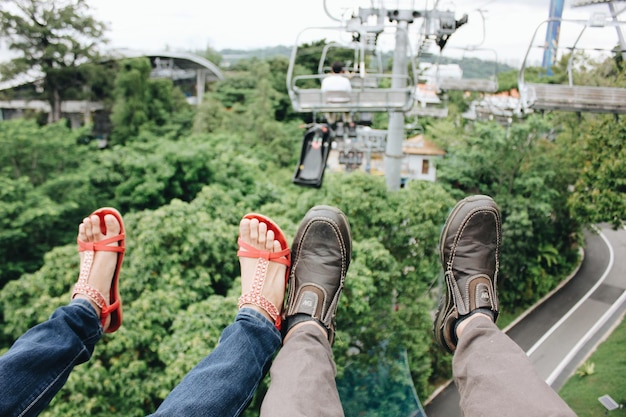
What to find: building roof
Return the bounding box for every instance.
[0,49,224,91]
[403,134,446,156]
[110,49,224,82]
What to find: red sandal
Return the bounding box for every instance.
[72,207,126,333]
[237,213,291,330]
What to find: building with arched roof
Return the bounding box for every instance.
[110,49,224,104]
[0,49,224,128]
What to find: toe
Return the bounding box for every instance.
[272,237,282,253]
[266,230,276,251]
[249,218,260,243]
[103,213,121,238]
[83,217,95,242]
[257,222,268,247]
[78,222,87,242]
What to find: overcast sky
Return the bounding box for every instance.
[1,0,618,68]
[86,0,616,66]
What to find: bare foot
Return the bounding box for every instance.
[238,217,287,323]
[74,212,121,329]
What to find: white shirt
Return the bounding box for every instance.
[321,74,352,92]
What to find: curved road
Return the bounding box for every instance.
[424,224,626,417]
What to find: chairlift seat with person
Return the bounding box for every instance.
[287,25,417,115]
[293,85,415,113]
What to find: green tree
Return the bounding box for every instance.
[109,57,151,143]
[0,119,98,286]
[192,43,222,67]
[0,0,108,122]
[0,119,92,185]
[569,116,626,229]
[109,57,191,144]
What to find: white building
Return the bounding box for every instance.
[327,130,446,184]
[400,134,446,183]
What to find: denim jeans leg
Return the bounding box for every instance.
[149,308,281,417]
[0,299,103,417]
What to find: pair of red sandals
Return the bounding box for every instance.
[71,210,290,333]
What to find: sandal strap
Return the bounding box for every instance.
[72,234,124,324]
[237,238,290,266]
[78,234,125,253]
[237,258,282,328]
[72,249,109,309]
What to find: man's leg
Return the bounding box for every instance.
[262,323,342,417]
[454,315,576,417]
[434,195,576,417]
[149,214,288,417]
[261,205,352,417]
[0,209,124,417]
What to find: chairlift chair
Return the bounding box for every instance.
[286,24,417,115]
[518,16,626,115]
[416,7,499,94]
[435,46,499,93]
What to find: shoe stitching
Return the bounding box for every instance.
[448,205,500,273]
[293,216,349,279]
[444,203,501,319]
[289,214,349,325]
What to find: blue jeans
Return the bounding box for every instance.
[0,299,102,417]
[0,304,280,417]
[149,308,281,417]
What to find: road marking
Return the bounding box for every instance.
[525,229,614,358]
[544,225,626,385]
[545,287,626,385]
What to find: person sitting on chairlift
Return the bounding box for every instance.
[321,61,353,131]
[321,61,352,93]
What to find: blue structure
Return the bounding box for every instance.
[542,0,565,75]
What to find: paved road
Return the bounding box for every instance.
[424,225,626,417]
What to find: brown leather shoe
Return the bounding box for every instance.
[434,195,502,353]
[283,205,352,344]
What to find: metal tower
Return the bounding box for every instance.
[542,0,565,75]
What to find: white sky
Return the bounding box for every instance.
[86,0,618,67]
[1,0,620,68]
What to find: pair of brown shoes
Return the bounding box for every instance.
[283,206,352,344]
[282,195,501,354]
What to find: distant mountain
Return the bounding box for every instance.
[220,45,292,66]
[218,45,516,78]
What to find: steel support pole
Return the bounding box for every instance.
[608,1,626,61]
[385,20,409,191]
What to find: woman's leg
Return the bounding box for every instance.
[0,210,124,417]
[149,215,288,417]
